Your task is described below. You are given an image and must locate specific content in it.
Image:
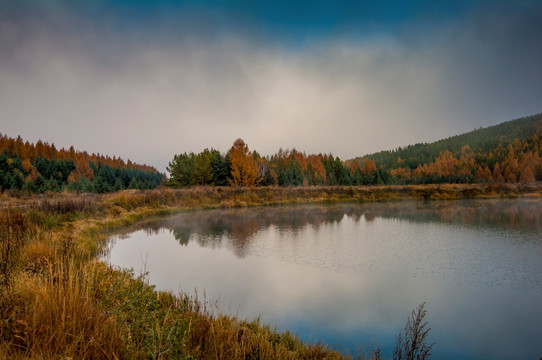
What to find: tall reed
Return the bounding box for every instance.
[0,210,26,288]
[14,262,123,359]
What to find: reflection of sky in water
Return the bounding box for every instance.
[106,199,542,360]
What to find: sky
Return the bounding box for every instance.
[1,0,541,173]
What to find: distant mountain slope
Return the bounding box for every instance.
[362,113,542,170]
[344,112,542,184]
[0,133,163,193]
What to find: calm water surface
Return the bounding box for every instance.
[106,199,542,359]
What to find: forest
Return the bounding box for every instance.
[2,113,541,194]
[167,114,542,187]
[0,134,164,193]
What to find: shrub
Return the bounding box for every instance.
[393,303,434,360]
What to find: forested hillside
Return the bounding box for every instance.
[355,113,542,184]
[0,134,163,193]
[363,113,542,170]
[168,114,542,187]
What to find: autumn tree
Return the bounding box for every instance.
[519,167,535,183]
[256,157,278,186]
[492,163,503,182]
[307,155,326,184]
[0,133,162,193]
[474,165,492,182]
[228,139,261,186]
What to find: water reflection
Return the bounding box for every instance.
[107,199,542,360]
[131,199,542,257]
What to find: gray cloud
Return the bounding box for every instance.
[0,3,541,172]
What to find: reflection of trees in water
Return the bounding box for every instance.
[147,206,351,257]
[142,222,164,236]
[171,228,191,246]
[369,199,542,233]
[133,199,542,257]
[363,212,376,222]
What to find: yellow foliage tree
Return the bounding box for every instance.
[519,166,535,183]
[229,139,261,187]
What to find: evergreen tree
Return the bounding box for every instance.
[193,149,214,185]
[211,151,231,186]
[128,177,139,189]
[167,153,195,187]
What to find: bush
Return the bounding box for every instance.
[393,303,434,360]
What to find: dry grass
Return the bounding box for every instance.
[0,210,27,288]
[184,313,342,360]
[101,184,542,213]
[1,184,539,359]
[29,195,96,215]
[6,263,123,360]
[21,240,56,275]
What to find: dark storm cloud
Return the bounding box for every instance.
[0,1,540,172]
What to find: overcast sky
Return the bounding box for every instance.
[1,0,541,172]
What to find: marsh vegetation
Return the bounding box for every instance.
[1,186,541,358]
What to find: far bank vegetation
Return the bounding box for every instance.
[167,114,542,188]
[1,114,541,196]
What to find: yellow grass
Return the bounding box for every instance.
[1,183,541,359]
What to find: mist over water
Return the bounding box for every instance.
[107,199,542,359]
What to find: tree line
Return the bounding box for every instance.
[0,134,164,193]
[168,115,542,187]
[3,114,541,193]
[167,138,391,187]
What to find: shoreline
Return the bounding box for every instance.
[1,183,541,359]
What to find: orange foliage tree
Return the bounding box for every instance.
[229,139,261,186]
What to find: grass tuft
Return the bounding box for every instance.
[0,210,27,288]
[19,263,123,359]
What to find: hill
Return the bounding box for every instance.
[362,113,542,170]
[352,113,542,184]
[0,133,164,193]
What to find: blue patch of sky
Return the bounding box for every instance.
[5,0,539,49]
[65,0,484,44]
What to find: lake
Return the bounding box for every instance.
[106,199,542,359]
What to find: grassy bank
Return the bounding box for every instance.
[1,183,540,359]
